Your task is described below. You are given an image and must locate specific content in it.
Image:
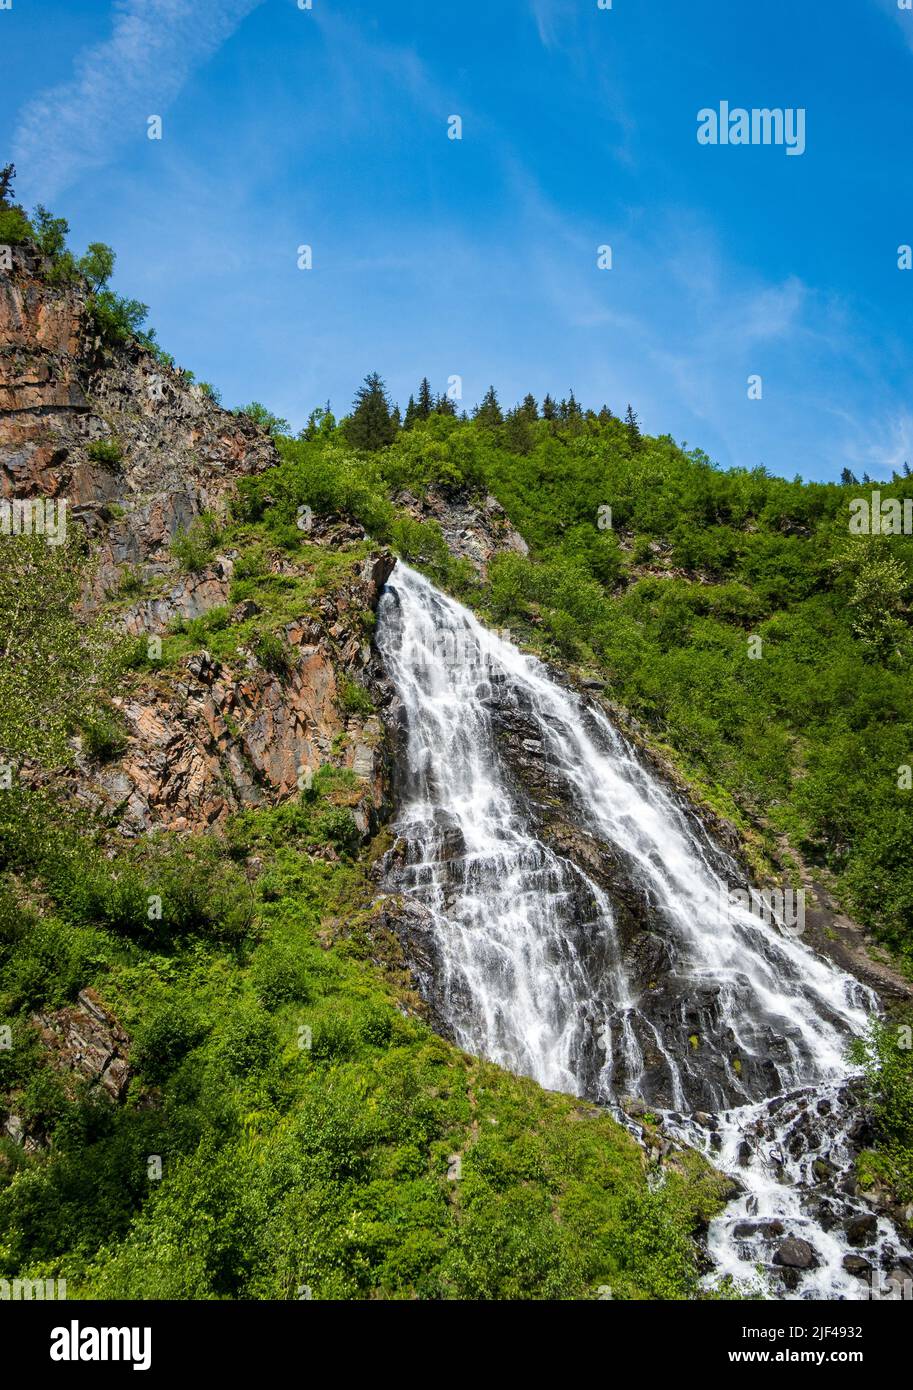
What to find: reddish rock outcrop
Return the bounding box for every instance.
[74,549,395,836]
[1,243,277,600]
[2,245,400,838]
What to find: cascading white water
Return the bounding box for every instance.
[376,562,911,1298]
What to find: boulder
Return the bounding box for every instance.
[773,1236,819,1270]
[845,1213,877,1247]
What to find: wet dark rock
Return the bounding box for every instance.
[843,1255,873,1278]
[847,1115,875,1147]
[845,1213,878,1247]
[812,1198,839,1232]
[733,1219,784,1240]
[774,1237,819,1270]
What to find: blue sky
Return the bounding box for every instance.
[4,0,913,480]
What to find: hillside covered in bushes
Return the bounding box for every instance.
[254,378,913,977]
[2,184,912,1298]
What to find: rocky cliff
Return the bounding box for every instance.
[0,245,395,839]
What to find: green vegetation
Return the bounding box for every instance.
[4,187,913,1292]
[0,456,728,1298]
[76,706,129,764]
[0,534,128,767]
[338,676,375,716]
[253,629,291,676]
[0,781,726,1299]
[0,165,192,372]
[228,378,913,1221]
[169,513,222,574]
[87,437,123,466]
[235,402,290,437]
[850,1018,913,1202]
[344,373,400,451]
[234,379,913,978]
[0,164,32,244]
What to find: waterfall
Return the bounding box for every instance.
[376,561,911,1298]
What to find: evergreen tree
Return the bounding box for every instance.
[504,408,533,455]
[625,403,642,450]
[344,372,397,451]
[840,468,860,486]
[436,392,458,417]
[417,376,434,419]
[541,393,557,421]
[564,390,583,426]
[403,395,419,430]
[598,405,614,425]
[0,163,16,207]
[474,385,503,427]
[520,393,539,421]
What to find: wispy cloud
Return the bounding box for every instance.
[12,0,265,202]
[529,0,582,51]
[841,408,913,477]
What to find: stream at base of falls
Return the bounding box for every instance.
[375,562,913,1299]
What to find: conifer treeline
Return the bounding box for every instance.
[337,372,642,454]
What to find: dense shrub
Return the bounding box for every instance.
[87,437,123,465]
[170,513,221,573]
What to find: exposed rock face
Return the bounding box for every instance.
[120,558,236,635]
[394,488,528,577]
[72,550,396,836]
[31,988,131,1102]
[1,244,277,603]
[2,245,398,839]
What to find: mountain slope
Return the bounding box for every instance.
[0,238,732,1301]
